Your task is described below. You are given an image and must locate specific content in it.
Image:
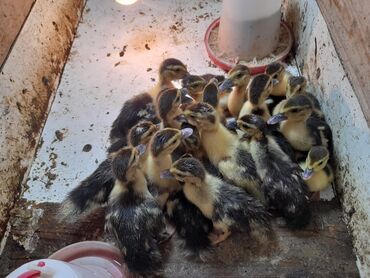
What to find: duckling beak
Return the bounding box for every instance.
[267,113,287,125]
[219,78,233,92]
[181,127,193,138]
[225,118,238,130]
[160,169,175,180]
[302,168,314,180]
[272,79,280,86]
[136,144,146,156]
[180,88,194,104]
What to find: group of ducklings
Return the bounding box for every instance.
[60,58,334,276]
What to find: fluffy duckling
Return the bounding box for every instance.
[106,146,166,276]
[184,102,262,199]
[300,146,334,193]
[149,58,188,99]
[238,114,310,228]
[109,58,187,144]
[156,88,192,129]
[219,64,251,117]
[265,62,291,97]
[181,75,207,102]
[273,76,324,119]
[59,122,157,221]
[162,157,270,245]
[268,94,333,156]
[239,74,274,121]
[202,78,228,126]
[143,127,193,207]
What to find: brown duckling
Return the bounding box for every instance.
[268,95,333,157]
[239,73,274,121]
[238,114,310,228]
[143,127,193,207]
[219,64,251,117]
[109,58,187,145]
[300,146,334,193]
[59,121,157,222]
[184,102,262,199]
[161,157,270,245]
[106,146,166,276]
[181,75,207,102]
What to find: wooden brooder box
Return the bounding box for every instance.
[0,0,369,276]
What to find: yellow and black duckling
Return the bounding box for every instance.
[181,74,226,102]
[184,102,262,199]
[109,58,187,145]
[238,114,311,228]
[161,157,270,245]
[265,62,291,97]
[143,127,193,207]
[267,94,333,157]
[59,121,157,221]
[238,73,274,121]
[106,146,166,276]
[156,87,192,129]
[219,64,251,117]
[300,146,334,194]
[273,76,324,119]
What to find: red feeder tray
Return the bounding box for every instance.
[204,18,294,74]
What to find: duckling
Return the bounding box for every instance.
[202,78,228,126]
[181,75,207,102]
[265,62,291,97]
[184,102,262,199]
[143,127,193,207]
[300,146,334,193]
[59,122,157,221]
[273,76,324,119]
[219,64,251,117]
[162,157,270,245]
[156,88,192,129]
[238,114,310,228]
[267,94,333,156]
[150,58,188,99]
[238,74,273,121]
[109,58,187,144]
[106,146,166,276]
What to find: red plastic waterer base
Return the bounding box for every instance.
[204,18,294,74]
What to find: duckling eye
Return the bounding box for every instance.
[290,108,299,113]
[273,74,278,79]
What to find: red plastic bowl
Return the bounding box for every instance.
[204,18,294,74]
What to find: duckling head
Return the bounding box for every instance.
[302,146,330,180]
[287,76,307,98]
[157,88,192,126]
[265,62,284,81]
[128,121,159,147]
[219,64,251,92]
[159,58,188,82]
[181,75,207,96]
[267,94,313,125]
[150,127,193,157]
[111,146,142,182]
[202,78,220,108]
[237,114,267,141]
[161,157,205,185]
[181,123,201,151]
[183,102,218,131]
[248,74,273,105]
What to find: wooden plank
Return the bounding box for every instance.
[0,199,359,277]
[0,0,35,67]
[316,0,370,126]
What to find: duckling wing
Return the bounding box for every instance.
[166,191,213,256]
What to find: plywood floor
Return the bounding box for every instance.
[0,0,359,276]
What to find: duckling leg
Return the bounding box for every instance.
[209,223,231,245]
